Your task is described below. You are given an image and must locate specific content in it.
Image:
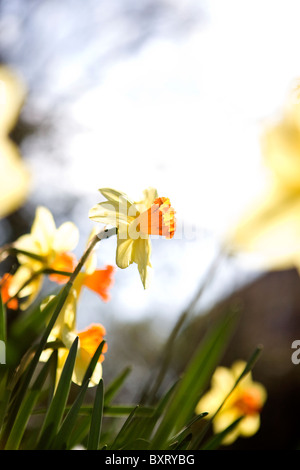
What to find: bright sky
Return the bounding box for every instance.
[25,0,300,238]
[10,0,300,324]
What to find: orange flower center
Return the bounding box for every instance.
[49,252,77,284]
[0,273,18,310]
[234,389,263,415]
[78,324,107,363]
[137,197,176,239]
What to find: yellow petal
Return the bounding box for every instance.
[99,187,134,205]
[229,186,300,270]
[239,413,260,437]
[131,238,152,289]
[89,201,131,228]
[53,221,79,253]
[135,187,158,212]
[0,139,30,219]
[211,366,236,393]
[31,206,56,255]
[262,104,300,192]
[0,65,26,134]
[9,265,42,303]
[73,347,102,387]
[213,408,240,443]
[116,237,134,269]
[195,389,225,416]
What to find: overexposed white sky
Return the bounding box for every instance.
[23,0,300,237]
[4,0,300,325]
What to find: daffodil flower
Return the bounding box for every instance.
[89,188,176,288]
[9,206,79,309]
[229,96,300,273]
[196,361,267,445]
[41,289,107,387]
[0,66,30,219]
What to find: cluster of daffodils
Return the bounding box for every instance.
[0,187,176,387]
[0,184,268,446]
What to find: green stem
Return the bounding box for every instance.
[0,245,47,263]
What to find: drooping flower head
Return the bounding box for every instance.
[196,361,267,445]
[89,188,176,288]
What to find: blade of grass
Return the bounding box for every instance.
[149,310,238,450]
[36,337,79,449]
[5,352,56,450]
[87,378,104,450]
[104,367,131,405]
[51,379,90,450]
[200,417,244,450]
[109,406,140,450]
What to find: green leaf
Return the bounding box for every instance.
[200,417,244,450]
[174,433,193,450]
[87,378,104,450]
[104,366,131,405]
[109,406,140,450]
[37,336,79,449]
[169,412,208,448]
[1,284,74,448]
[149,310,238,450]
[51,379,90,450]
[5,352,56,450]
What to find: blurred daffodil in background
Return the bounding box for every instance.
[9,206,79,309]
[196,361,267,445]
[89,187,176,288]
[230,92,300,273]
[0,65,30,219]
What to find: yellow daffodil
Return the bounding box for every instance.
[40,290,107,387]
[89,188,176,288]
[0,65,30,218]
[229,95,300,273]
[196,361,267,445]
[9,206,79,308]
